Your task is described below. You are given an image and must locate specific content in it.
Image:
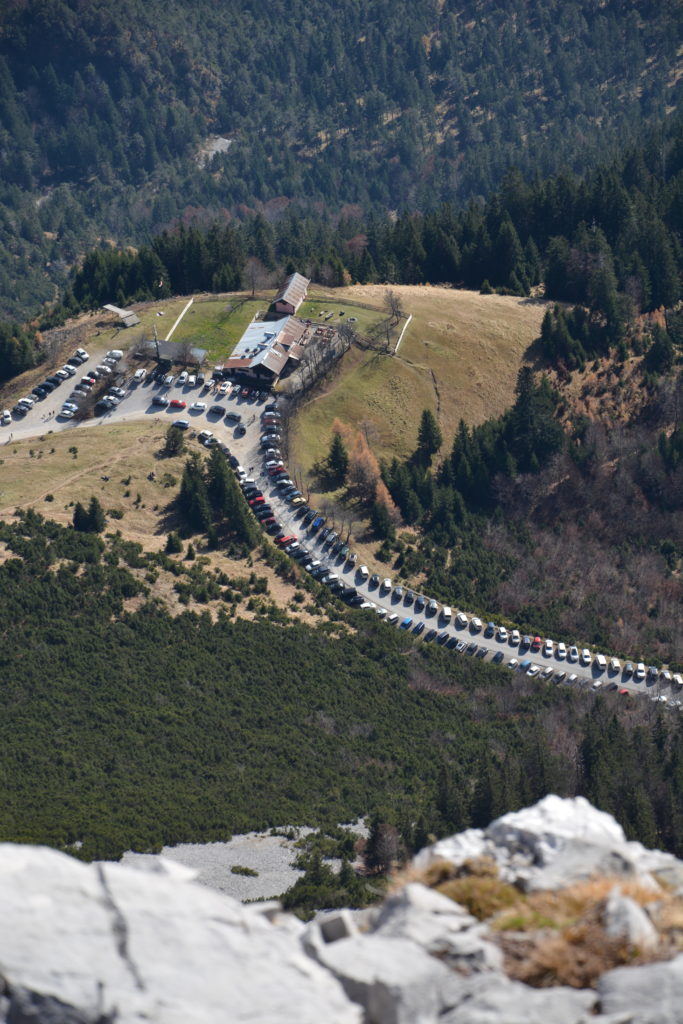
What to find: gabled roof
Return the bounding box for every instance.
[273,272,310,309]
[228,315,307,377]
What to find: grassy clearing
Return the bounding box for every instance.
[0,420,331,628]
[298,291,388,337]
[0,419,178,542]
[114,294,265,366]
[290,283,551,478]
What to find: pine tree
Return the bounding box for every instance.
[327,431,349,484]
[87,496,106,533]
[416,409,442,462]
[72,502,89,532]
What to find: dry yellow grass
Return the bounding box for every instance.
[290,284,551,473]
[0,421,336,629]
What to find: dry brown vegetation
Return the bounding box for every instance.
[405,857,683,990]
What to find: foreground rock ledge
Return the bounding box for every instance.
[1,796,682,1023]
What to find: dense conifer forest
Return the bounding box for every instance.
[59,117,682,335]
[0,0,680,318]
[1,510,682,862]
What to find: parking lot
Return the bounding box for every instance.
[4,349,682,711]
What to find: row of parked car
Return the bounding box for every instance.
[219,406,683,694]
[6,348,91,420]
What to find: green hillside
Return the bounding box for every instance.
[0,0,680,317]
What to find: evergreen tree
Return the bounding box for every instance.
[416,409,442,462]
[326,431,349,484]
[178,453,211,534]
[72,502,89,532]
[164,425,185,456]
[87,496,106,533]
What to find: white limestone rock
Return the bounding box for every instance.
[370,883,501,973]
[603,887,658,951]
[598,953,683,1023]
[413,827,487,872]
[0,843,360,1024]
[440,973,597,1024]
[313,934,464,1024]
[415,795,680,892]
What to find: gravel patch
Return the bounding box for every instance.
[120,821,368,902]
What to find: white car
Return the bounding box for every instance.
[106,349,122,361]
[358,565,369,579]
[76,348,90,360]
[1,409,11,425]
[510,629,520,645]
[198,430,214,444]
[55,368,70,380]
[557,642,567,659]
[592,679,602,689]
[133,368,147,383]
[471,618,483,633]
[568,646,579,662]
[543,639,554,657]
[190,401,206,411]
[456,612,468,628]
[95,364,112,375]
[580,648,591,665]
[62,364,76,376]
[497,626,508,642]
[57,408,74,419]
[187,375,196,387]
[19,396,35,408]
[381,578,392,592]
[219,381,230,394]
[527,665,540,677]
[635,662,646,681]
[177,371,188,386]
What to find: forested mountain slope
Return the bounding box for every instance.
[0,0,680,317]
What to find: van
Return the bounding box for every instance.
[387,612,399,624]
[595,654,607,670]
[441,606,452,622]
[358,565,369,579]
[133,368,147,383]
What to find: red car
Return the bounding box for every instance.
[241,388,250,398]
[276,535,297,546]
[248,496,265,506]
[169,399,186,409]
[619,688,630,696]
[530,636,542,651]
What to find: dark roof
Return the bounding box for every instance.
[273,273,310,310]
[136,339,207,364]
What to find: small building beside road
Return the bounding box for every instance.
[102,304,141,329]
[270,273,310,317]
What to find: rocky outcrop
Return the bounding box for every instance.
[1,796,683,1023]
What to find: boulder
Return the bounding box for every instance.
[598,953,683,1023]
[603,887,658,952]
[312,934,463,1024]
[371,884,500,974]
[0,844,360,1024]
[415,795,679,892]
[440,973,597,1024]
